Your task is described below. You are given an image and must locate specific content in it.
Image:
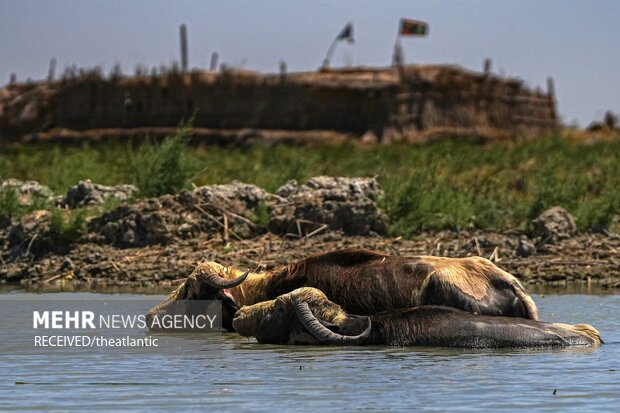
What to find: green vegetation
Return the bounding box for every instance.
[49,207,88,244]
[251,200,271,229]
[128,124,198,197]
[0,186,52,223]
[1,133,619,236]
[0,187,21,223]
[0,185,92,245]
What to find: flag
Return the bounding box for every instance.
[322,22,354,68]
[399,18,428,36]
[337,23,354,43]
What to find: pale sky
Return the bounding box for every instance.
[1,0,618,127]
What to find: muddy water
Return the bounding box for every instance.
[0,290,618,412]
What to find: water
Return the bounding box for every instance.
[0,290,618,412]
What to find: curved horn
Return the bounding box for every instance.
[200,269,250,289]
[293,300,371,345]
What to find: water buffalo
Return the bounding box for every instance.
[148,248,538,331]
[233,287,602,348]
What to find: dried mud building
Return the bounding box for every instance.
[0,65,557,144]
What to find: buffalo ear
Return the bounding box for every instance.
[318,319,340,333]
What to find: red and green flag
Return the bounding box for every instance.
[399,18,428,36]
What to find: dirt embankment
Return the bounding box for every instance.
[1,177,619,290]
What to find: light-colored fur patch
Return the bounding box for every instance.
[553,322,603,345]
[418,256,537,321]
[233,287,346,337]
[419,256,505,300]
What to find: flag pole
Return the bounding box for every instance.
[393,22,405,81]
[322,37,340,69]
[392,22,403,68]
[392,38,401,66]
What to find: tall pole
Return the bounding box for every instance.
[546,77,555,99]
[392,20,403,69]
[210,52,219,71]
[180,24,188,72]
[322,37,340,69]
[483,58,492,75]
[48,58,57,82]
[392,38,403,67]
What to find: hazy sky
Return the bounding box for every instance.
[1,0,618,126]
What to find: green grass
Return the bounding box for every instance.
[250,200,271,229]
[49,207,88,244]
[128,123,199,197]
[0,186,53,224]
[1,132,619,235]
[0,187,21,223]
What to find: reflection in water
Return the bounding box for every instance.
[0,292,618,411]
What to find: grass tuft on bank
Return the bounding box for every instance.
[128,123,198,197]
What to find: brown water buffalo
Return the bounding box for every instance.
[148,248,538,331]
[232,287,602,348]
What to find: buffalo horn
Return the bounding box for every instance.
[293,300,371,345]
[201,269,250,289]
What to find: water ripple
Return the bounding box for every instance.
[0,292,618,411]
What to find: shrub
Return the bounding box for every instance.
[0,187,20,224]
[129,124,197,198]
[250,200,271,229]
[575,193,620,232]
[0,187,51,225]
[49,207,88,244]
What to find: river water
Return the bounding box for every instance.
[0,289,618,412]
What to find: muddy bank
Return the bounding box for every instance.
[1,177,619,289]
[2,229,620,289]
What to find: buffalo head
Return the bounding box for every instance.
[233,287,371,344]
[147,261,249,331]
